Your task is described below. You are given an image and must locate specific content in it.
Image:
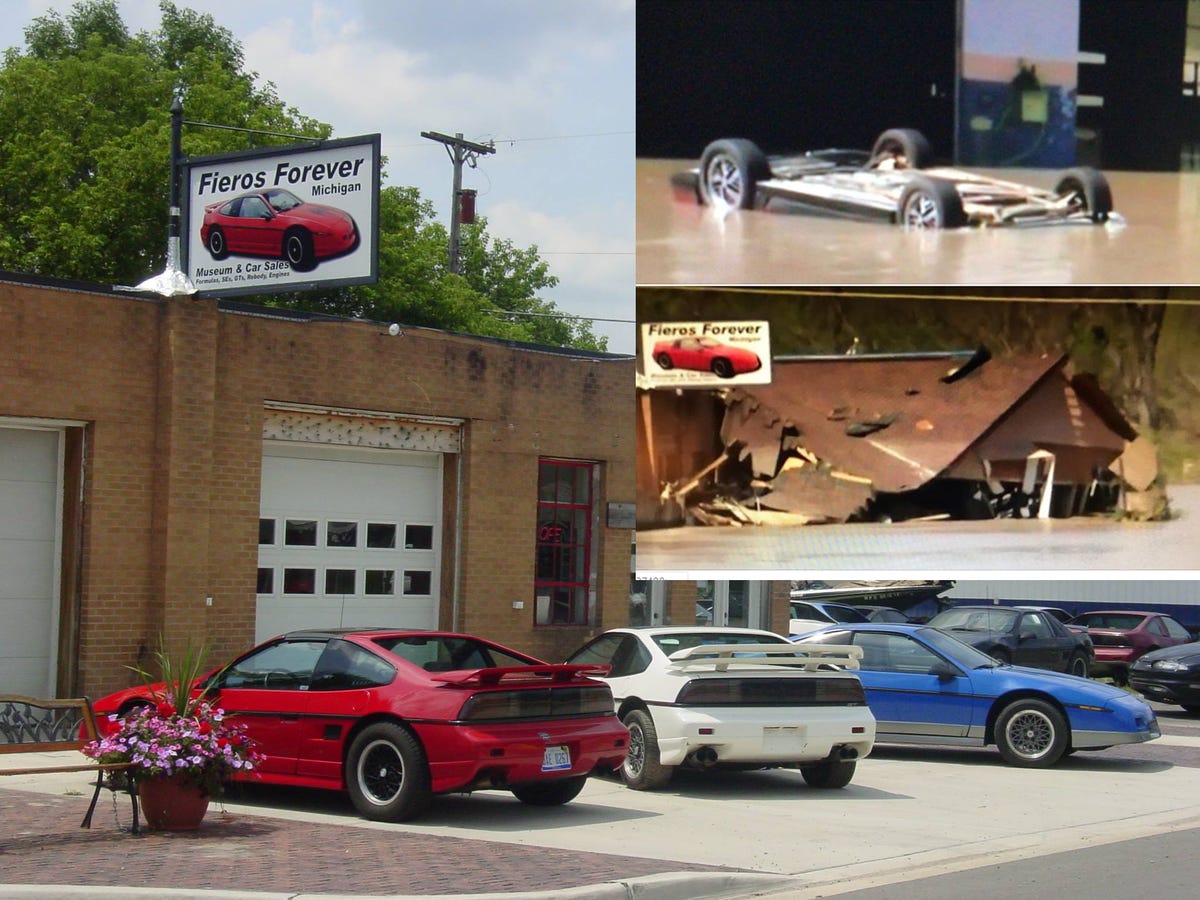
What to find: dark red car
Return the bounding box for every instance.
[652,336,762,378]
[200,188,359,272]
[91,629,628,821]
[1069,611,1194,683]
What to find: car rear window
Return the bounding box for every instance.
[373,635,536,672]
[1073,614,1145,630]
[652,632,791,655]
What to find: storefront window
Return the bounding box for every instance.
[534,459,595,625]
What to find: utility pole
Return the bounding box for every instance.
[421,130,495,274]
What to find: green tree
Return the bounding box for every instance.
[0,1,603,350]
[260,187,605,349]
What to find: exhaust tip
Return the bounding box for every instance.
[694,747,719,767]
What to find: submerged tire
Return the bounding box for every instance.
[698,138,770,209]
[1054,167,1112,223]
[898,176,966,229]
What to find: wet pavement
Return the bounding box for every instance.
[635,484,1200,575]
[636,159,1200,285]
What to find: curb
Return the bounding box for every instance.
[0,873,796,900]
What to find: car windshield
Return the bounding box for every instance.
[263,188,304,212]
[651,631,791,656]
[917,627,1003,669]
[1072,613,1146,630]
[823,604,871,623]
[931,608,1018,632]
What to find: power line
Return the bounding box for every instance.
[491,131,633,144]
[395,130,632,150]
[486,309,633,325]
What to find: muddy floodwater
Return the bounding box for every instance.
[636,159,1200,285]
[635,485,1200,575]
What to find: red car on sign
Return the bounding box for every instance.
[91,628,628,821]
[200,188,359,272]
[652,336,762,378]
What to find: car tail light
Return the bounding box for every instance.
[676,677,866,706]
[458,685,615,721]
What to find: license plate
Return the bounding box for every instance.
[763,725,806,752]
[541,745,571,772]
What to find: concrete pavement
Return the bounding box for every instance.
[4,718,1200,899]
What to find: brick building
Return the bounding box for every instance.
[0,274,635,698]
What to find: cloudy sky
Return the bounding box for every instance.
[0,0,635,352]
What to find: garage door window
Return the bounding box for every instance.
[405,524,434,550]
[286,520,318,546]
[404,570,432,595]
[534,459,595,626]
[325,569,356,594]
[365,570,395,595]
[284,568,316,594]
[326,521,357,547]
[367,523,397,549]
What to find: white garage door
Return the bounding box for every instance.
[256,442,442,641]
[0,426,61,696]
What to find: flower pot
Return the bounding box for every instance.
[137,773,210,831]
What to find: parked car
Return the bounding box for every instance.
[858,605,911,624]
[91,628,628,821]
[793,624,1160,768]
[673,127,1113,228]
[789,600,872,636]
[926,606,1093,676]
[1012,605,1074,624]
[1069,611,1194,683]
[1130,642,1200,713]
[200,188,360,272]
[651,336,762,378]
[564,627,875,790]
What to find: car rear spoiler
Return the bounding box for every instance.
[429,663,611,686]
[666,644,863,672]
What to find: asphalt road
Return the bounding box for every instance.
[809,826,1200,900]
[635,484,1200,575]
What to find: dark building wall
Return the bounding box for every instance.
[1078,0,1186,170]
[637,0,957,159]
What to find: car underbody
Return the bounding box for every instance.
[671,128,1115,229]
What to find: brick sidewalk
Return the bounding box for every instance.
[0,786,740,896]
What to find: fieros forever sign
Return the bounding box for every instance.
[183,134,380,297]
[640,320,772,388]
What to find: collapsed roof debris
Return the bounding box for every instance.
[641,349,1162,527]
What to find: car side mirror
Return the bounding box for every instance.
[929,660,959,680]
[1019,631,1036,642]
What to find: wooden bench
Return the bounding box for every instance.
[0,694,140,833]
